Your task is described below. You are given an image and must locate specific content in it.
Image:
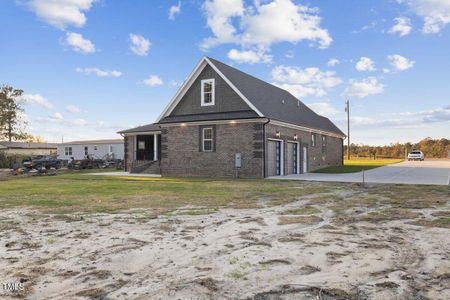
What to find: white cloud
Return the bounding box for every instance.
[355,57,376,72]
[17,94,53,109]
[143,75,163,86]
[201,0,332,50]
[271,65,342,98]
[40,112,89,126]
[227,48,272,64]
[389,16,412,36]
[66,105,81,113]
[65,32,95,53]
[387,54,415,71]
[285,50,294,58]
[398,0,450,33]
[343,77,385,99]
[52,112,63,120]
[75,67,122,77]
[327,58,340,67]
[168,2,181,20]
[306,102,338,117]
[129,33,151,56]
[350,106,450,128]
[26,0,96,29]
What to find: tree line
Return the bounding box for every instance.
[345,138,450,159]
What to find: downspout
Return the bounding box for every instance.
[262,118,270,178]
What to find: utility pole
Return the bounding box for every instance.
[345,100,350,160]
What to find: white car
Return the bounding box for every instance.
[408,150,424,161]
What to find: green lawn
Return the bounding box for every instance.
[0,171,447,218]
[0,172,337,214]
[313,159,404,174]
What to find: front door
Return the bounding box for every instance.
[136,135,154,160]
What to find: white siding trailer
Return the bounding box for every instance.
[57,139,124,161]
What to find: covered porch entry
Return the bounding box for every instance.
[122,127,162,174]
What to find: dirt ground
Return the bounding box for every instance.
[1,184,449,299]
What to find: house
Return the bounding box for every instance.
[57,139,124,161]
[0,141,57,156]
[119,57,345,178]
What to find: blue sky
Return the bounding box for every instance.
[0,0,449,145]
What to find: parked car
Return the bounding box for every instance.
[408,150,424,161]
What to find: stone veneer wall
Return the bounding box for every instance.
[265,123,343,174]
[160,122,264,178]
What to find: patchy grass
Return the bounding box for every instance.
[282,206,320,215]
[278,215,323,225]
[409,218,450,229]
[313,159,403,173]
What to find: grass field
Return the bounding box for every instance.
[0,172,339,214]
[313,158,404,173]
[0,169,445,215]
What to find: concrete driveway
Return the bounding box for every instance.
[272,160,450,186]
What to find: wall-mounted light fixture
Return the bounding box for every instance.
[180,123,186,127]
[229,120,236,125]
[275,131,281,138]
[294,134,298,141]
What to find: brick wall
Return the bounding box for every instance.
[160,122,264,178]
[265,123,343,173]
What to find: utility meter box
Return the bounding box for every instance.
[235,153,242,168]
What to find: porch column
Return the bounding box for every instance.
[153,134,158,161]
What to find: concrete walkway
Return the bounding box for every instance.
[88,172,161,178]
[270,160,450,186]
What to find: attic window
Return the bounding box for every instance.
[201,79,215,106]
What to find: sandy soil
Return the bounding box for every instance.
[1,190,449,299]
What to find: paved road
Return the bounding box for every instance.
[272,160,450,186]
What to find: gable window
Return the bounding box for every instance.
[65,147,72,156]
[322,135,327,153]
[311,133,317,147]
[201,79,215,106]
[202,127,213,152]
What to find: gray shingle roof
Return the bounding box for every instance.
[207,57,345,136]
[118,123,161,134]
[61,139,124,145]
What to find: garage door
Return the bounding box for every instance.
[268,140,282,176]
[286,142,298,175]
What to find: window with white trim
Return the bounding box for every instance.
[311,133,317,147]
[201,79,215,106]
[322,135,327,153]
[202,127,213,152]
[65,147,72,156]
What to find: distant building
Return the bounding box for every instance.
[57,139,124,161]
[0,141,57,156]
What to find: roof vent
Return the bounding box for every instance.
[281,99,285,104]
[297,101,300,107]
